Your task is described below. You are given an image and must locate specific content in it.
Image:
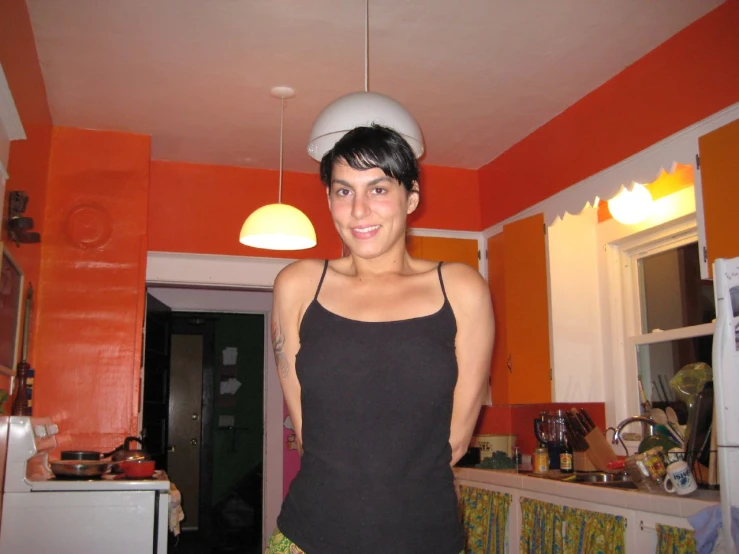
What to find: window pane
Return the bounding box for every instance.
[638,242,715,333]
[636,335,713,424]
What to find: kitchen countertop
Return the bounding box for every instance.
[454,467,719,519]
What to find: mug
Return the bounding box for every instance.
[663,461,697,495]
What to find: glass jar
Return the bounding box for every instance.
[533,447,549,474]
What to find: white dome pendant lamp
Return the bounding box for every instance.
[306,0,424,161]
[240,87,317,250]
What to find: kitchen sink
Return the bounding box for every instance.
[573,472,638,489]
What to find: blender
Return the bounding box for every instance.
[534,409,567,470]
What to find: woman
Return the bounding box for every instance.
[267,125,495,553]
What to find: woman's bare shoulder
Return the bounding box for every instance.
[439,262,491,307]
[273,259,327,300]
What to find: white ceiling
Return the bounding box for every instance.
[26,0,722,173]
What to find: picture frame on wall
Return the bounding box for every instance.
[0,245,24,376]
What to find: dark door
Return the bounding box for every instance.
[168,316,216,534]
[142,293,172,469]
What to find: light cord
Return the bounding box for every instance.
[364,0,369,92]
[278,96,284,203]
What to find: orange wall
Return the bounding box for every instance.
[0,0,53,408]
[149,162,342,259]
[148,161,482,260]
[478,0,739,228]
[413,165,481,231]
[32,127,150,452]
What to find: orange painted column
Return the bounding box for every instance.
[32,127,150,453]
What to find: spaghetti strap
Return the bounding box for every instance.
[436,262,448,301]
[314,260,330,301]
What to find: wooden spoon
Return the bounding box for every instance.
[650,408,668,425]
[666,406,678,424]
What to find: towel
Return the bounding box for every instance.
[688,505,739,554]
[169,481,186,536]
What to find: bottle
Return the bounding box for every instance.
[11,361,30,416]
[512,446,522,472]
[559,435,574,474]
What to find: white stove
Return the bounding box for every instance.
[0,416,170,554]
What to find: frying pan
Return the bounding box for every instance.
[50,460,112,479]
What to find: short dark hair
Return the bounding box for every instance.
[319,124,419,193]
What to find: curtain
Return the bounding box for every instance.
[458,485,512,554]
[562,506,626,554]
[520,498,626,554]
[656,524,697,554]
[520,498,564,554]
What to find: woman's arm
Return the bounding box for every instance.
[444,263,495,466]
[271,261,313,453]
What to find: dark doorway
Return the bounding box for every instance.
[143,300,265,554]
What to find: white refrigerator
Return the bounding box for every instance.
[711,257,739,552]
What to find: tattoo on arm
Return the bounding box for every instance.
[271,319,290,378]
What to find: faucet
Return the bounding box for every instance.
[612,416,656,445]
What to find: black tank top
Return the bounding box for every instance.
[277,261,464,554]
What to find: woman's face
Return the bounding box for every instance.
[327,162,419,260]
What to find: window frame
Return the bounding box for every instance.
[605,215,714,421]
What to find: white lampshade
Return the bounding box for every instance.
[239,203,317,251]
[307,91,424,162]
[608,183,653,225]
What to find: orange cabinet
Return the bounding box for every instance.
[488,213,551,404]
[698,118,739,278]
[406,235,480,269]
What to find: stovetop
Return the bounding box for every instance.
[27,470,170,492]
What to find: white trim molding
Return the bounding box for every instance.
[146,251,294,289]
[482,101,739,237]
[0,63,26,142]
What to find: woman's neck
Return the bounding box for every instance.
[347,243,412,278]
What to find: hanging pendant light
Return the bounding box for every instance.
[608,183,653,225]
[306,0,424,161]
[240,87,317,250]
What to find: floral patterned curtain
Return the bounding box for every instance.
[458,485,512,554]
[520,498,626,554]
[520,498,564,554]
[562,506,625,554]
[656,524,697,554]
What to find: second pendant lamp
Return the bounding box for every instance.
[239,87,317,251]
[306,0,424,162]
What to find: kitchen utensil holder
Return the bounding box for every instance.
[573,451,598,472]
[583,427,618,471]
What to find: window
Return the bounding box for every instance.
[622,227,714,426]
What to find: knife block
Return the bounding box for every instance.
[584,427,618,470]
[574,452,597,472]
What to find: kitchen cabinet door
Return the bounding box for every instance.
[488,213,552,404]
[488,232,510,405]
[406,235,480,270]
[698,117,739,278]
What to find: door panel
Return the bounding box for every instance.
[169,334,204,531]
[699,118,739,277]
[487,233,509,405]
[407,235,480,269]
[503,213,551,403]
